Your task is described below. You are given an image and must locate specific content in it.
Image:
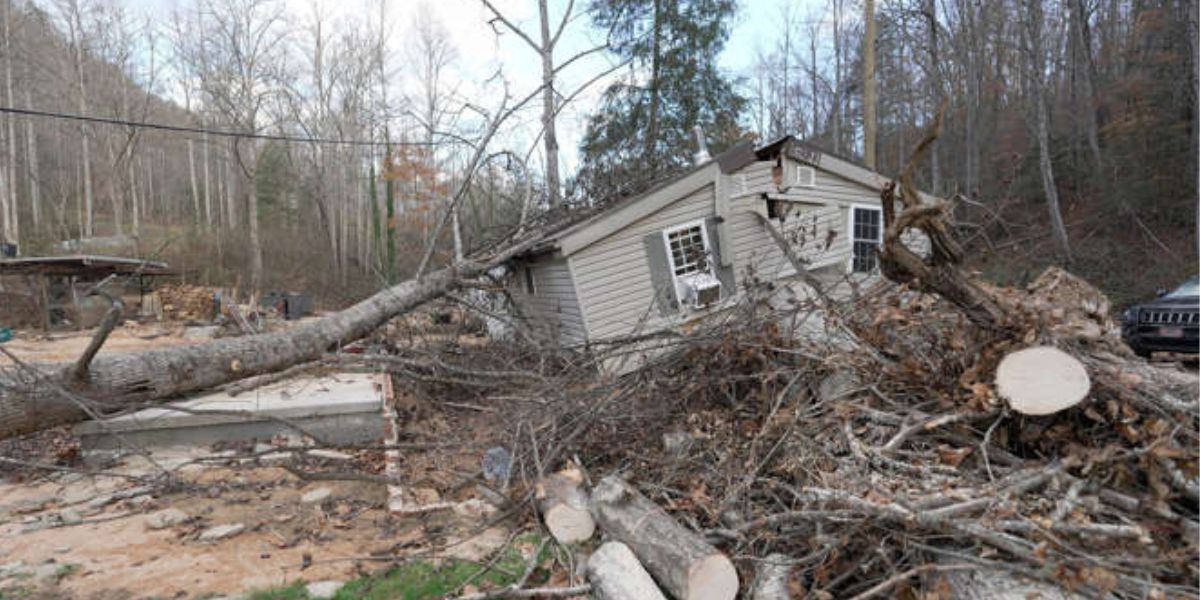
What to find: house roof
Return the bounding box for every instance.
[517,136,938,260]
[517,140,757,259]
[756,136,940,204]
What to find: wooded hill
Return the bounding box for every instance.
[0,0,1194,309]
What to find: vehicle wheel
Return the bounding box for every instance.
[1131,344,1151,359]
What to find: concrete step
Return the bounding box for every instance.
[76,372,385,450]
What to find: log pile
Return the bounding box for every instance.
[155,284,219,322]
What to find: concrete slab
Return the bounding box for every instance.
[77,372,384,450]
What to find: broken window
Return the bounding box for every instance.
[850,206,883,273]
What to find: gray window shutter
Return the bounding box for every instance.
[704,217,737,297]
[643,232,680,316]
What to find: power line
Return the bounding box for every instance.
[0,106,434,147]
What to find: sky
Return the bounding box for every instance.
[110,0,825,173]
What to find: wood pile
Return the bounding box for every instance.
[155,284,218,322]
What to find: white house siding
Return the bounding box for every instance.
[508,257,588,346]
[570,184,716,341]
[726,159,884,285]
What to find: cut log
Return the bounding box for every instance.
[0,241,536,440]
[995,346,1091,416]
[751,554,791,600]
[590,475,738,600]
[587,541,668,600]
[536,466,596,544]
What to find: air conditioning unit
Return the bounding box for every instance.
[795,165,816,187]
[678,273,722,309]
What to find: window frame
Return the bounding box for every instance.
[794,165,816,188]
[848,204,884,274]
[523,266,537,295]
[661,219,718,308]
[661,219,713,279]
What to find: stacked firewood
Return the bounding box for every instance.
[155,284,218,322]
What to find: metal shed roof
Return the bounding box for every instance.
[0,255,175,277]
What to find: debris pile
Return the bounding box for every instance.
[370,263,1196,599]
[504,270,1198,599]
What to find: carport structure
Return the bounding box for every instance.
[0,254,177,331]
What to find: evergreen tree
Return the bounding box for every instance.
[574,0,747,203]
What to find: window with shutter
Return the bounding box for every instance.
[662,220,722,309]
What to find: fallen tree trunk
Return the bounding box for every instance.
[0,243,533,440]
[591,475,738,600]
[587,541,667,600]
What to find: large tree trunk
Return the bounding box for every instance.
[862,0,877,170]
[591,475,738,600]
[537,0,560,207]
[0,242,532,440]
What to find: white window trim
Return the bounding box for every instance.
[661,219,718,308]
[847,204,884,274]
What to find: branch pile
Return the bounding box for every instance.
[476,109,1199,598]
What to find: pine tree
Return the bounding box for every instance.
[573,0,747,203]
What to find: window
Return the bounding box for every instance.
[662,221,721,309]
[665,223,710,277]
[523,267,536,295]
[850,206,883,273]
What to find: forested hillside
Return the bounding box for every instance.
[0,0,1194,307]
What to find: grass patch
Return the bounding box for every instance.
[244,534,550,600]
[244,582,309,600]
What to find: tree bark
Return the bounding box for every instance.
[751,554,791,600]
[1026,0,1072,264]
[0,240,535,440]
[590,476,738,600]
[643,0,663,177]
[3,0,18,246]
[924,0,941,194]
[23,85,38,230]
[188,139,200,224]
[862,0,877,169]
[537,0,560,207]
[587,541,667,600]
[1069,0,1103,176]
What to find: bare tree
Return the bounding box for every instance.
[186,0,291,296]
[480,0,603,208]
[56,0,95,238]
[1022,0,1072,263]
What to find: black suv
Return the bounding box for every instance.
[1121,277,1200,358]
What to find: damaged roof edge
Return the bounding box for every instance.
[512,136,941,263]
[514,141,758,261]
[760,136,943,205]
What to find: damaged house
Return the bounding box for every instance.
[503,136,934,353]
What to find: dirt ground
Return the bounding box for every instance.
[2,325,206,364]
[0,448,511,599]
